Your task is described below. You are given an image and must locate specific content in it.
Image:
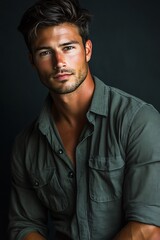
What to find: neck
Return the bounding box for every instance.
[49,72,94,165]
[50,73,95,126]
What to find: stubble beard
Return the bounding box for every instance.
[48,69,88,95]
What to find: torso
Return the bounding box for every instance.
[56,119,86,166]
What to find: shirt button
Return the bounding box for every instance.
[34,180,39,186]
[58,149,63,154]
[68,171,74,178]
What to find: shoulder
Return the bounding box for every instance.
[95,76,159,119]
[13,119,38,150]
[109,86,160,142]
[11,118,41,173]
[108,85,146,110]
[12,95,51,152]
[94,76,146,108]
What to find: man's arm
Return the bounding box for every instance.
[118,105,160,240]
[8,135,48,240]
[23,232,46,240]
[113,221,160,240]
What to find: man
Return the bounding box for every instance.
[8,0,160,239]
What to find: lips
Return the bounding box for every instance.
[54,73,72,81]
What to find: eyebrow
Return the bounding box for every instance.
[59,40,79,47]
[34,41,79,53]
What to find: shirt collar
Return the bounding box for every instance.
[37,76,109,133]
[88,76,109,117]
[37,94,53,134]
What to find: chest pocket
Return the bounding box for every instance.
[29,168,68,212]
[89,156,125,202]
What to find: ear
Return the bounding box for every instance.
[85,39,92,62]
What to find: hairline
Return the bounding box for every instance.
[28,22,87,53]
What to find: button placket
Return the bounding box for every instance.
[58,149,63,154]
[68,171,74,178]
[34,180,39,187]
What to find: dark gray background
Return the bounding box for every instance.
[1,0,160,239]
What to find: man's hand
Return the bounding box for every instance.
[113,221,160,240]
[23,232,46,240]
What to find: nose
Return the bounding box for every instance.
[53,51,66,69]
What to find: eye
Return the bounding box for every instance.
[63,46,75,51]
[39,50,52,57]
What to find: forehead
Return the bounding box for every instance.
[31,23,82,49]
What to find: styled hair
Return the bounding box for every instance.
[18,0,91,51]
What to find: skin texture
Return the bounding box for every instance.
[23,232,46,240]
[31,23,94,164]
[113,221,160,240]
[31,23,92,95]
[25,23,160,240]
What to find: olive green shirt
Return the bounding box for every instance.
[9,77,160,240]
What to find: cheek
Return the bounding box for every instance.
[69,52,86,66]
[35,60,53,72]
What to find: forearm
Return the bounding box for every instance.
[113,221,160,240]
[23,232,46,240]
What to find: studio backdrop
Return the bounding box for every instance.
[1,0,160,239]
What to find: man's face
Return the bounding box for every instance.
[30,23,92,94]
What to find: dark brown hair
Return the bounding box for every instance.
[18,0,91,51]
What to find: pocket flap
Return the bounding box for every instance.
[89,156,124,171]
[30,168,55,188]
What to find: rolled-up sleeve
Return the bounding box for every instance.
[123,104,160,226]
[8,137,48,240]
